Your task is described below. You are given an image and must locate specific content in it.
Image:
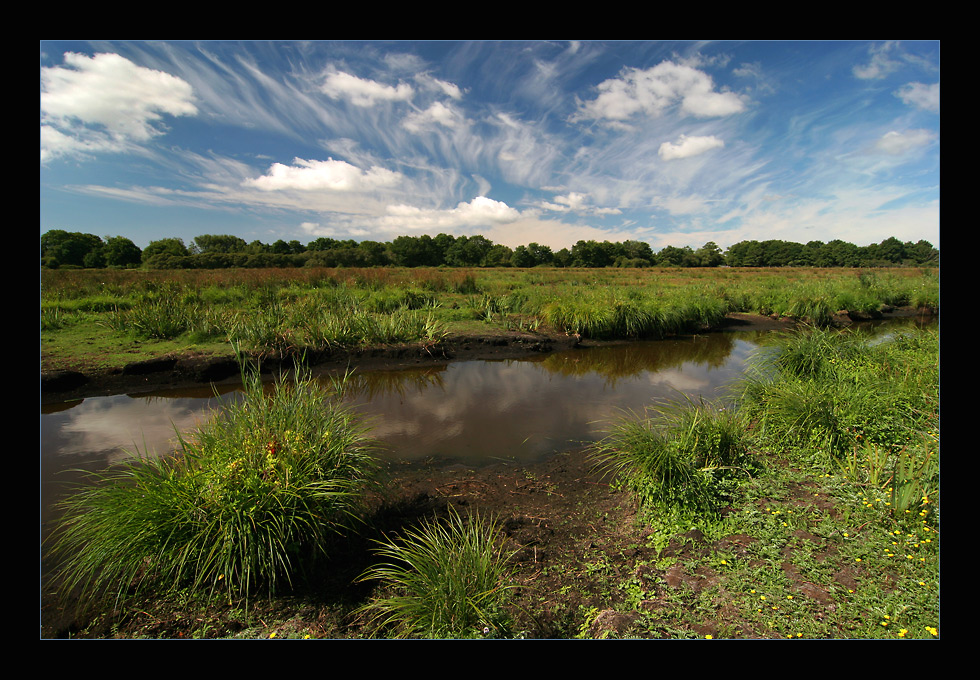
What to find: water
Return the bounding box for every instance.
[40,317,932,537]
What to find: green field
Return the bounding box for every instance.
[41,266,939,374]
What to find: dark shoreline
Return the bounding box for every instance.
[40,310,931,405]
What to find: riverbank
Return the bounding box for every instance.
[40,312,829,404]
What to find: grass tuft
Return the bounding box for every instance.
[49,368,378,607]
[357,505,517,638]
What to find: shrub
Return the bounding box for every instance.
[50,369,378,606]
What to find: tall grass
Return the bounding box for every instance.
[357,506,516,639]
[50,368,378,607]
[591,397,753,517]
[741,327,937,457]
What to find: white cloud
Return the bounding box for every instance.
[853,41,903,80]
[658,134,725,160]
[537,191,622,216]
[402,101,464,133]
[377,196,521,232]
[872,129,936,155]
[896,82,939,112]
[245,157,403,191]
[575,61,745,126]
[415,73,463,100]
[40,51,197,161]
[320,70,414,106]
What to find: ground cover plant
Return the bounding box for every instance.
[48,367,379,608]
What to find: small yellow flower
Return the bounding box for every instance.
[705,634,713,639]
[270,632,277,639]
[926,626,938,637]
[897,629,907,638]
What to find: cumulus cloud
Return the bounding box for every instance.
[245,157,403,191]
[574,61,745,126]
[658,134,725,160]
[320,70,414,106]
[377,196,521,232]
[896,82,939,112]
[40,51,197,161]
[536,191,622,216]
[872,129,936,155]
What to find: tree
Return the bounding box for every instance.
[656,245,695,267]
[693,241,724,267]
[41,230,104,268]
[142,238,190,265]
[193,234,248,253]
[103,236,142,267]
[446,235,493,267]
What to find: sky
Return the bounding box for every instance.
[39,40,940,252]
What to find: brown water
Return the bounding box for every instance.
[39,318,931,537]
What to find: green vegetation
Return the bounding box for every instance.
[41,266,938,375]
[41,229,938,270]
[356,506,517,639]
[42,262,938,639]
[581,325,938,638]
[592,398,754,520]
[49,369,378,607]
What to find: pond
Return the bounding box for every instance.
[39,317,931,541]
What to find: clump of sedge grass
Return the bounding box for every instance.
[591,397,753,517]
[357,505,517,639]
[50,368,378,608]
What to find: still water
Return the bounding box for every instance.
[39,318,929,536]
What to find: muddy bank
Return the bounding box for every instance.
[39,309,929,405]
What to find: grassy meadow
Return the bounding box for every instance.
[41,266,938,373]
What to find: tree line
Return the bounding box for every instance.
[40,229,939,270]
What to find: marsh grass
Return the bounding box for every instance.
[357,506,517,639]
[50,368,378,607]
[591,397,753,517]
[742,326,937,460]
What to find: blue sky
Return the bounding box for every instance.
[40,40,940,252]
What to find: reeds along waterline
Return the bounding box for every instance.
[739,326,939,521]
[590,397,752,516]
[43,267,938,357]
[49,368,379,606]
